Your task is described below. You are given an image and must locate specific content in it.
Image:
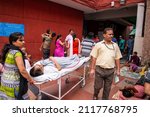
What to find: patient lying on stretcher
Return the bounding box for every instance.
[30,55,80,77]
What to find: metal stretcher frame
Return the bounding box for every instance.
[36,61,88,100]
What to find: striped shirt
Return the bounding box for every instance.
[81,38,95,57]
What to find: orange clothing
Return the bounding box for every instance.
[73,38,80,54]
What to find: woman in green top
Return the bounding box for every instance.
[0,32,34,100]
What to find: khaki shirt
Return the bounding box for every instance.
[90,40,122,69]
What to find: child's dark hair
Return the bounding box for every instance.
[122,89,134,98]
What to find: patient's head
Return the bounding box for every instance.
[30,64,44,77]
[121,89,134,98]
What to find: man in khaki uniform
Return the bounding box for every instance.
[90,28,122,100]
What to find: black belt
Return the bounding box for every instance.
[97,66,114,70]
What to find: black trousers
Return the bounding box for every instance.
[42,48,50,59]
[94,66,115,100]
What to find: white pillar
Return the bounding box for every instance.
[135,3,145,37]
[133,3,145,57]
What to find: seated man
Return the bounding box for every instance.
[126,51,140,72]
[30,55,80,77]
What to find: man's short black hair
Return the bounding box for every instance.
[133,51,137,55]
[30,66,44,77]
[87,32,94,39]
[103,28,113,34]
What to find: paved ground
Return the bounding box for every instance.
[28,63,138,100]
[25,53,148,100]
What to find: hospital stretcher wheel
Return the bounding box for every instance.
[37,93,42,100]
[80,83,85,88]
[65,78,70,84]
[80,79,85,88]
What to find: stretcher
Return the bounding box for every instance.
[29,56,90,100]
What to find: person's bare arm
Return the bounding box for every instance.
[115,59,121,76]
[65,41,70,49]
[144,83,150,95]
[89,56,96,78]
[15,56,34,84]
[49,57,62,71]
[59,40,64,46]
[40,42,43,51]
[79,45,82,54]
[41,33,48,38]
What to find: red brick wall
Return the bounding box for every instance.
[0,0,83,61]
[142,0,150,63]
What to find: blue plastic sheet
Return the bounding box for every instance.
[0,22,24,37]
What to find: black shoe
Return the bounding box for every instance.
[93,96,98,100]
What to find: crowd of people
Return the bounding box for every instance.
[112,35,135,61]
[0,27,150,100]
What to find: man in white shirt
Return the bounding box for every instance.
[65,29,74,56]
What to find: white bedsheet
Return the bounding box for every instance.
[28,57,90,83]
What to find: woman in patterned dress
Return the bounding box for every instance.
[0,32,34,100]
